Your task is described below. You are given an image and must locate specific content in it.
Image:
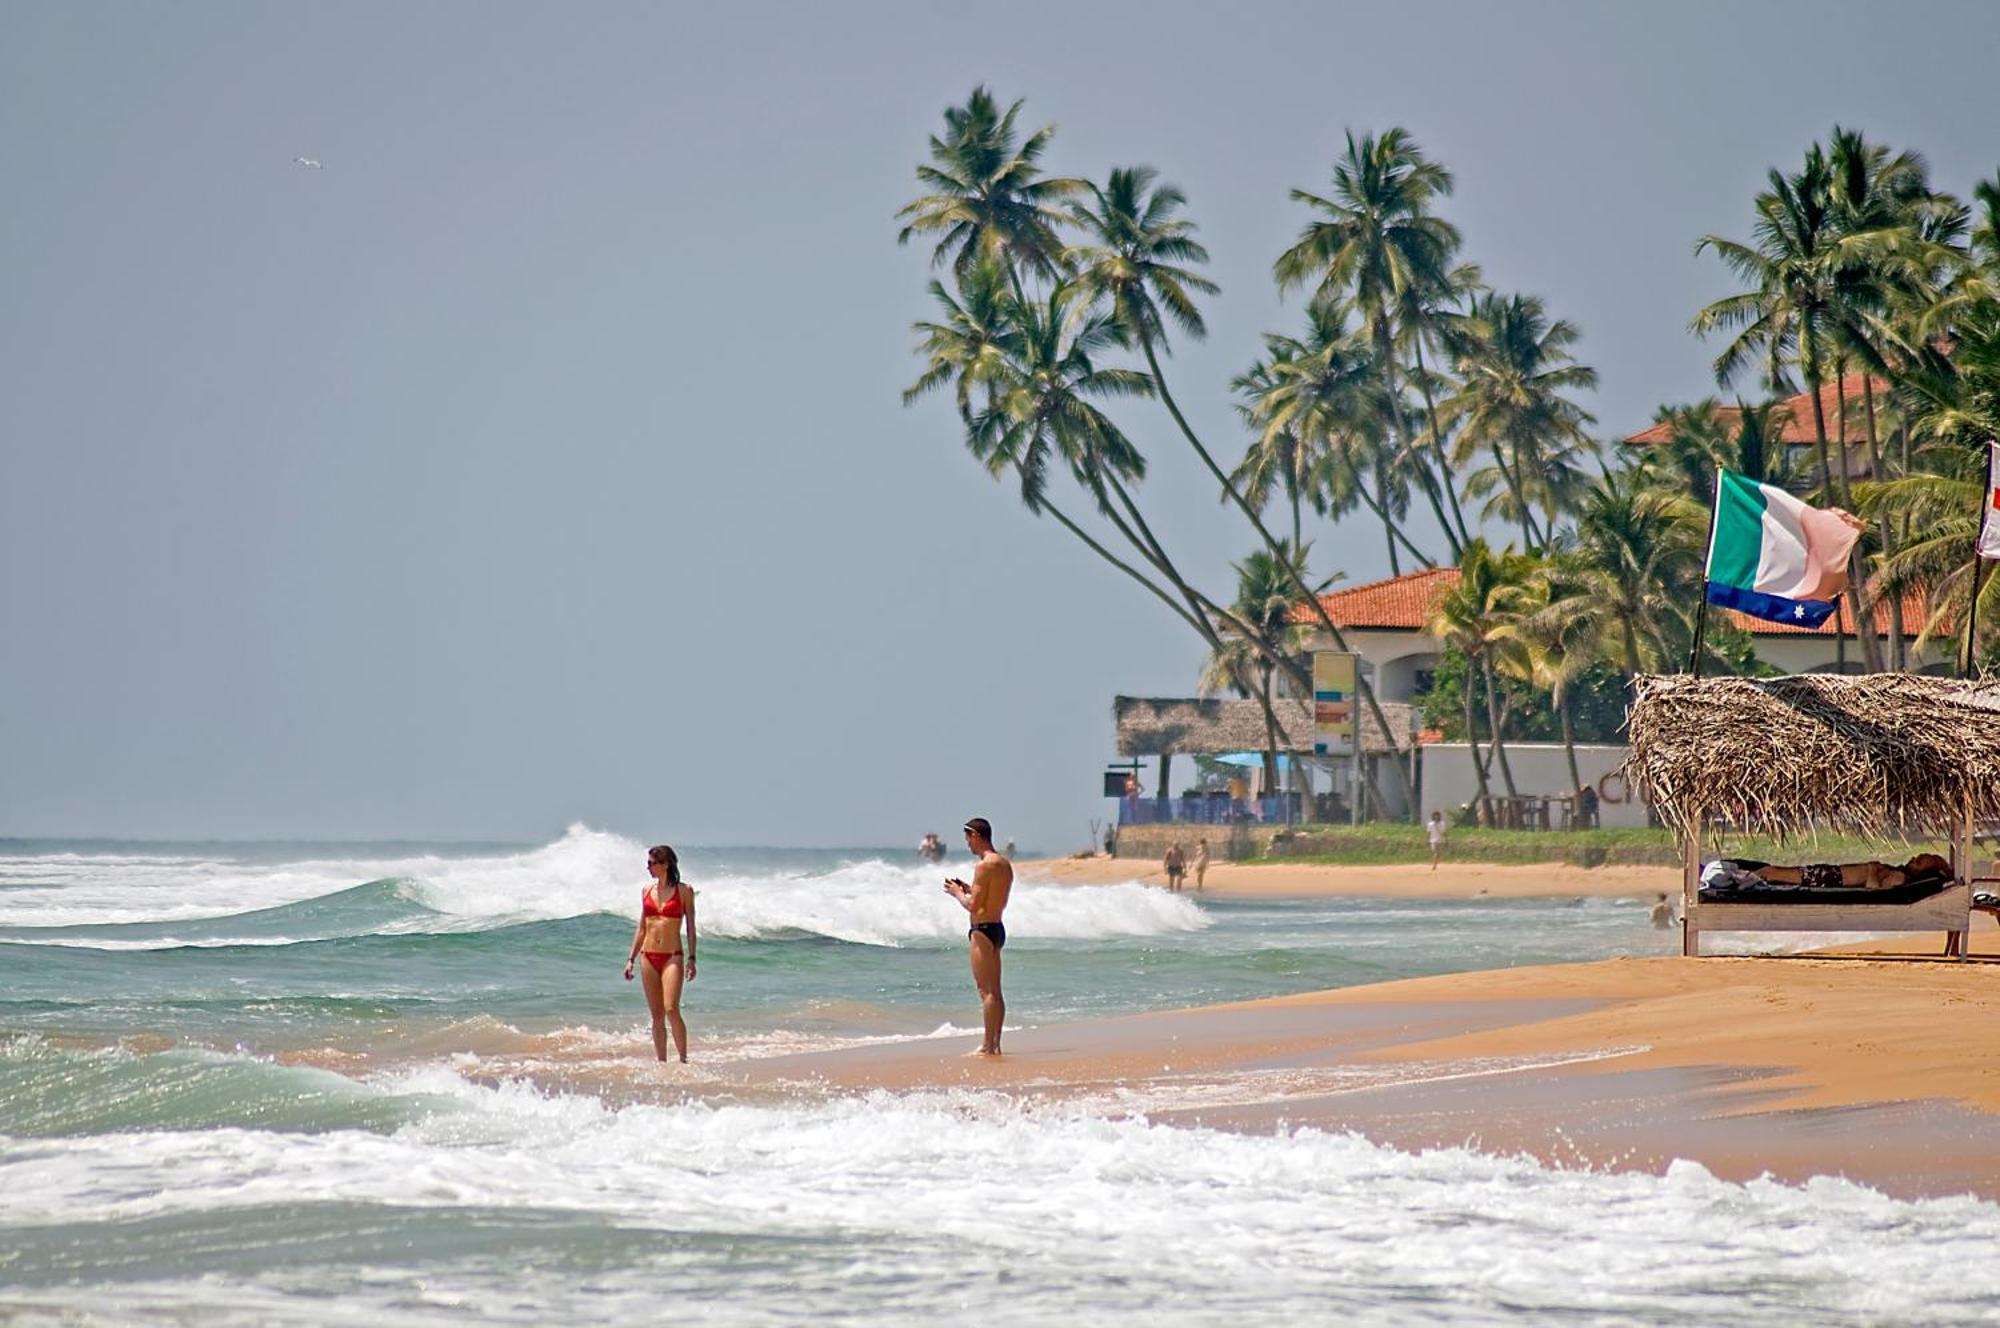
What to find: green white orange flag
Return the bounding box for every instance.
[1703,470,1865,627]
[1979,441,2000,561]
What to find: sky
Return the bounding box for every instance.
[4,1,1999,851]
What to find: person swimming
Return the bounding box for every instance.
[624,843,697,1063]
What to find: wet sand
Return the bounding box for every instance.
[1018,855,1680,899]
[729,931,2000,1200]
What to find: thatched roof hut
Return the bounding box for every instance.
[1624,673,2000,840]
[1113,696,1415,757]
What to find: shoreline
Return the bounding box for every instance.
[1017,854,1681,899]
[726,931,2000,1200]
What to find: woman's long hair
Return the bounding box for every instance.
[648,844,681,887]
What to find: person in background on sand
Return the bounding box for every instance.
[1192,837,1210,892]
[624,844,697,1063]
[944,817,1013,1056]
[1427,810,1447,871]
[1163,842,1185,892]
[1577,783,1600,830]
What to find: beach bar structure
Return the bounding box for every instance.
[1624,673,2000,958]
[1112,695,1418,823]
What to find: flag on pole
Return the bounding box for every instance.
[1704,470,1865,628]
[1978,441,2000,561]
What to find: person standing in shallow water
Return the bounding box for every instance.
[944,816,1013,1056]
[624,844,697,1063]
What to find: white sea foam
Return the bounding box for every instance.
[3,1069,1998,1324]
[0,825,1209,946]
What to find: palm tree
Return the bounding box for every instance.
[1569,469,1705,676]
[1634,399,1798,506]
[1693,144,1893,668]
[897,87,1084,288]
[1273,128,1465,548]
[1199,545,1318,805]
[905,263,1204,636]
[1444,292,1599,547]
[1232,306,1430,569]
[1425,539,1539,823]
[1064,166,1220,352]
[1856,445,1998,668]
[1494,558,1606,800]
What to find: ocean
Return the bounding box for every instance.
[3,825,1997,1325]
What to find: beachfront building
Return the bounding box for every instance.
[1622,373,1896,488]
[1111,694,1420,825]
[1291,567,1951,683]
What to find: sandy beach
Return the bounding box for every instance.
[1018,853,1682,899]
[738,927,2000,1200]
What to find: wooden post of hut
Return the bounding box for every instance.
[1625,674,2000,959]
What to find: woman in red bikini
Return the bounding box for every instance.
[623,843,697,1063]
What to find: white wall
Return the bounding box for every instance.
[1420,742,1651,828]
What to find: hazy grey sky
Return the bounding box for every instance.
[5,2,1998,850]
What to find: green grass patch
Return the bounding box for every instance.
[1264,824,1941,869]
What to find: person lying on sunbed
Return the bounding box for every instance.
[1746,853,1951,891]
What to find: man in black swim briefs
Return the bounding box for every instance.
[944,816,1013,1056]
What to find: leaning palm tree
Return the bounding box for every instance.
[1633,399,1802,508]
[1233,305,1430,570]
[1065,166,1220,352]
[1494,557,1607,800]
[1425,539,1539,822]
[905,263,1201,636]
[897,87,1085,287]
[1693,144,1893,668]
[1569,469,1705,676]
[1199,544,1320,807]
[1444,292,1599,548]
[1856,444,1998,667]
[1274,128,1465,547]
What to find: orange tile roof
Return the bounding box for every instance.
[1623,375,1890,448]
[1723,587,1947,639]
[1290,565,1941,641]
[1291,566,1459,630]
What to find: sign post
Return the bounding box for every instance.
[1313,652,1358,824]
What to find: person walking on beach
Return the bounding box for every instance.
[1163,842,1186,892]
[1192,838,1210,892]
[943,816,1013,1056]
[624,844,697,1063]
[1427,810,1447,871]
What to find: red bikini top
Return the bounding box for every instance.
[643,884,685,920]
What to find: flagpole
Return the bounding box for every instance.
[1967,558,1989,679]
[1688,470,1721,678]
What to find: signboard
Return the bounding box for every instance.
[1312,652,1357,755]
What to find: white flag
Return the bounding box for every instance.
[1981,441,2000,561]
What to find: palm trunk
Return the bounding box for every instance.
[1354,484,1436,568]
[1376,323,1459,559]
[1490,438,1542,549]
[1136,327,1418,817]
[1833,363,1883,672]
[1411,338,1472,555]
[1861,377,1904,671]
[1377,468,1402,577]
[1480,659,1519,799]
[1558,691,1584,808]
[1258,664,1281,814]
[1802,349,1855,673]
[1462,668,1493,825]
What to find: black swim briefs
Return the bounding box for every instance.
[968,920,1006,949]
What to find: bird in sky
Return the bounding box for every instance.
[293,156,323,169]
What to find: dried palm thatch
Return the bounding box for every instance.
[1624,673,2000,840]
[1113,696,1415,756]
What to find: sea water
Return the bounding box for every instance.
[2,826,1996,1325]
